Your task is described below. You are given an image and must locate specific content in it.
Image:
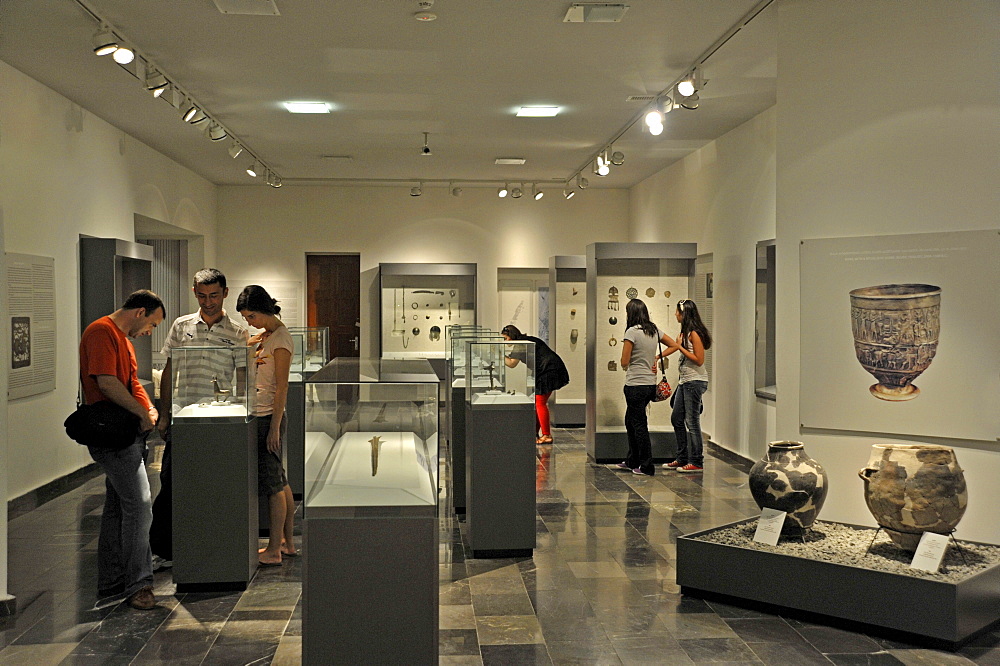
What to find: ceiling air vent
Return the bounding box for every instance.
[212,0,280,16]
[626,95,656,102]
[563,3,630,23]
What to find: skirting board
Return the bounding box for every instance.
[677,518,1000,649]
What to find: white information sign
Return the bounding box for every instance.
[753,508,786,546]
[7,253,56,399]
[910,531,950,573]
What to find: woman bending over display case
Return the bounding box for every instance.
[501,325,570,444]
[237,285,298,566]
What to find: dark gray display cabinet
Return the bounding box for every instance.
[465,340,536,558]
[303,358,439,664]
[378,262,477,378]
[549,255,586,426]
[585,242,697,464]
[169,345,257,592]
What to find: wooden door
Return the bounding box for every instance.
[307,254,360,359]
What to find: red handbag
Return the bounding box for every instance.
[651,341,672,402]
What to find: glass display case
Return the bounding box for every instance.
[170,345,254,420]
[379,263,477,359]
[549,255,586,424]
[287,326,329,380]
[465,340,535,406]
[586,242,697,462]
[304,360,438,509]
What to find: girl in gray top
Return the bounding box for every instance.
[617,299,673,476]
[661,299,712,472]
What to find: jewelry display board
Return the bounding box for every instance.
[549,256,585,424]
[379,263,476,360]
[586,243,697,463]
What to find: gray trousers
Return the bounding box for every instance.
[89,436,154,597]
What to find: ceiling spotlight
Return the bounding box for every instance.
[510,184,523,199]
[228,142,243,159]
[92,26,117,56]
[645,109,663,128]
[246,161,258,177]
[576,174,589,189]
[594,155,610,177]
[563,188,575,200]
[145,70,168,97]
[610,151,625,166]
[112,44,134,64]
[205,123,227,141]
[421,132,432,156]
[187,108,207,124]
[661,94,675,114]
[677,69,702,98]
[264,171,273,186]
[680,93,700,110]
[648,121,664,136]
[498,184,508,198]
[272,175,282,188]
[532,184,544,200]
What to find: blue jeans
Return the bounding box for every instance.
[671,381,707,467]
[89,437,154,597]
[623,384,656,475]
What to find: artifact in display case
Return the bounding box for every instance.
[586,242,697,463]
[287,326,329,379]
[379,263,477,359]
[170,345,254,420]
[465,340,535,406]
[304,376,438,508]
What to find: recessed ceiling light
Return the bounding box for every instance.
[494,158,526,165]
[516,106,559,117]
[283,102,331,114]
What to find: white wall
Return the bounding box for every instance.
[216,185,630,356]
[0,61,218,499]
[775,0,1000,542]
[629,107,778,461]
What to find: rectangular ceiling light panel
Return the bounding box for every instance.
[516,106,560,117]
[284,102,331,114]
[495,158,526,165]
[563,3,630,23]
[213,0,280,16]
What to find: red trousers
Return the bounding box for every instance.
[535,392,552,436]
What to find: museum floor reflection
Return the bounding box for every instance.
[0,429,997,664]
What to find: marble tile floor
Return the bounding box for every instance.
[2,428,998,665]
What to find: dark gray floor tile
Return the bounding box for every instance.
[472,593,535,616]
[439,629,480,656]
[59,653,137,665]
[706,599,778,619]
[796,626,883,654]
[677,637,760,662]
[545,639,622,665]
[611,635,692,664]
[538,615,609,643]
[749,640,834,665]
[961,647,1000,665]
[529,588,595,619]
[725,618,806,644]
[824,654,905,665]
[200,640,279,665]
[480,643,552,665]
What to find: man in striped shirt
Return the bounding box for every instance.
[149,268,249,568]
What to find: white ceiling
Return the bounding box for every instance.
[0,0,777,189]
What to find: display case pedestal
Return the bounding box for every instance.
[303,510,437,663]
[172,416,257,592]
[450,382,468,514]
[465,401,536,558]
[286,381,306,498]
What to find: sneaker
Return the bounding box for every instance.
[126,586,156,611]
[662,461,682,469]
[615,461,632,470]
[151,555,172,572]
[632,468,653,476]
[677,464,703,473]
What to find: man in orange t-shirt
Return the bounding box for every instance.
[79,289,164,611]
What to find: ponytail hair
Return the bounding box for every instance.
[501,324,523,340]
[236,285,281,316]
[625,299,658,338]
[676,299,711,349]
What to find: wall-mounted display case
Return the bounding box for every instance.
[549,255,586,425]
[170,345,257,591]
[586,242,697,463]
[379,263,477,363]
[302,358,438,663]
[464,340,535,557]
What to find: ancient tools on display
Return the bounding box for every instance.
[368,435,383,476]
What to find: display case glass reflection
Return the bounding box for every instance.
[465,341,534,405]
[304,377,438,509]
[171,345,254,420]
[287,326,329,380]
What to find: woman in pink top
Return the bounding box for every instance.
[237,285,297,566]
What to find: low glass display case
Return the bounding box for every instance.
[304,361,439,509]
[170,345,254,420]
[287,326,329,380]
[465,340,535,406]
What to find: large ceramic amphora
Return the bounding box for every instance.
[849,284,941,401]
[858,444,967,551]
[749,441,828,535]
